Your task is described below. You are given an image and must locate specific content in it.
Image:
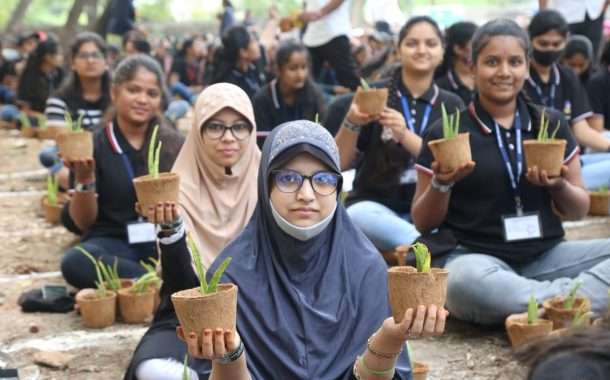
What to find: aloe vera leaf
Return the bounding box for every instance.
[455,107,461,137]
[74,113,85,132]
[538,110,546,141]
[65,112,73,131]
[98,261,115,290]
[182,354,190,380]
[441,103,449,139]
[360,77,370,90]
[314,113,319,124]
[148,125,159,177]
[187,233,208,294]
[564,281,583,309]
[38,115,47,130]
[153,141,162,179]
[527,295,538,324]
[207,257,232,294]
[47,175,58,206]
[406,341,414,369]
[572,308,588,327]
[75,246,107,296]
[411,243,431,273]
[550,120,560,140]
[20,113,31,129]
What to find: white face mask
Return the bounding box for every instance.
[270,200,337,241]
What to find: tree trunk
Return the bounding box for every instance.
[5,0,34,34]
[86,0,99,29]
[94,0,113,37]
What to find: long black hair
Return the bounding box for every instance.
[53,32,111,115]
[436,21,477,78]
[212,25,251,84]
[17,34,63,112]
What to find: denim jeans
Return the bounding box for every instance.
[61,236,156,289]
[581,152,610,190]
[169,82,197,104]
[165,99,190,123]
[443,239,610,325]
[346,200,420,252]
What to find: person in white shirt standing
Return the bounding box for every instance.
[540,0,609,59]
[301,0,360,90]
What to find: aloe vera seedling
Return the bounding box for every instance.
[360,78,370,90]
[536,110,560,142]
[99,258,121,291]
[140,258,159,275]
[572,307,589,327]
[187,233,232,295]
[441,103,461,140]
[47,174,59,207]
[411,242,431,273]
[19,113,31,130]
[406,341,414,369]
[182,354,190,380]
[75,246,108,297]
[147,125,162,179]
[131,272,160,294]
[38,115,47,130]
[65,112,85,133]
[527,295,538,325]
[564,281,583,310]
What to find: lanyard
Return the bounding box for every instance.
[399,92,433,136]
[106,123,135,181]
[529,77,556,108]
[493,111,524,215]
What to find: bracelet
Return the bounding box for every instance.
[430,177,454,193]
[358,356,395,379]
[74,181,96,192]
[342,117,362,133]
[217,340,245,364]
[159,216,183,232]
[367,335,402,359]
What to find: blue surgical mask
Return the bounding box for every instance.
[270,201,337,241]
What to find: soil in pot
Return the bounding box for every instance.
[56,131,94,161]
[353,87,389,115]
[118,288,155,324]
[427,133,472,173]
[523,140,566,178]
[76,290,116,328]
[171,284,238,338]
[505,315,553,348]
[412,361,429,380]
[133,172,180,216]
[589,192,610,216]
[543,296,591,330]
[388,267,448,323]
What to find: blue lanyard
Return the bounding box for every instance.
[399,93,433,135]
[529,78,556,108]
[120,154,135,182]
[108,124,135,181]
[493,111,524,215]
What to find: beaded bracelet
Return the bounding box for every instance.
[367,336,402,359]
[358,355,395,379]
[159,216,183,232]
[342,117,362,133]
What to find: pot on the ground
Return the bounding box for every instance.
[76,289,116,329]
[543,296,591,329]
[505,314,553,348]
[118,287,155,324]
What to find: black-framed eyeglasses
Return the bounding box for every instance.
[271,169,342,196]
[202,121,253,141]
[75,51,105,61]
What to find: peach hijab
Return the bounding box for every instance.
[172,83,261,267]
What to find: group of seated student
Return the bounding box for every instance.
[5,8,608,380]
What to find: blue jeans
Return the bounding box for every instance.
[165,99,190,123]
[346,201,420,252]
[581,152,610,190]
[61,236,156,289]
[443,239,610,325]
[169,82,197,104]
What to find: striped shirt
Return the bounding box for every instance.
[44,96,105,130]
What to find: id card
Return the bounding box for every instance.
[127,221,156,244]
[502,212,542,242]
[399,168,417,184]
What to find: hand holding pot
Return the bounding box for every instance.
[380,305,448,347]
[139,201,179,225]
[431,160,475,185]
[526,165,568,189]
[345,101,379,127]
[63,157,95,184]
[177,326,241,361]
[379,107,408,142]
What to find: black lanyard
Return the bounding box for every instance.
[492,112,524,215]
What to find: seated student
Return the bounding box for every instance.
[435,21,478,105]
[562,35,596,86]
[587,40,610,132]
[335,16,464,253]
[412,19,610,326]
[523,10,610,190]
[135,120,447,379]
[212,25,265,100]
[253,39,326,147]
[169,37,206,89]
[123,83,261,380]
[16,34,64,114]
[60,55,184,289]
[40,32,111,179]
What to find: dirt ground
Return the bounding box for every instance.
[0,129,608,379]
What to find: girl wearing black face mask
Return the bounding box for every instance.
[524,9,610,190]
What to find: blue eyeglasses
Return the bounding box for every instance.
[271,169,342,196]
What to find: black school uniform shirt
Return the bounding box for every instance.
[523,63,593,125]
[416,96,579,263]
[586,67,610,130]
[220,64,266,100]
[436,67,475,105]
[346,68,464,214]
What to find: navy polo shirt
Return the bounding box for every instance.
[586,67,610,131]
[436,68,475,105]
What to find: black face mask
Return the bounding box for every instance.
[532,48,563,66]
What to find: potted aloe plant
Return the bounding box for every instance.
[118,271,160,324]
[353,78,388,115]
[407,342,430,380]
[505,295,553,348]
[19,113,36,138]
[523,110,566,178]
[41,174,64,224]
[543,281,591,330]
[589,185,610,216]
[75,246,117,328]
[182,354,191,380]
[56,113,92,161]
[387,243,448,323]
[140,258,162,313]
[427,104,472,173]
[36,115,60,141]
[171,234,236,339]
[132,125,180,217]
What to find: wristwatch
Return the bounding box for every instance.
[74,181,96,192]
[430,177,453,193]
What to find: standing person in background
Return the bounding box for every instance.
[301,0,360,90]
[219,0,236,36]
[436,21,478,105]
[539,0,608,60]
[106,0,136,38]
